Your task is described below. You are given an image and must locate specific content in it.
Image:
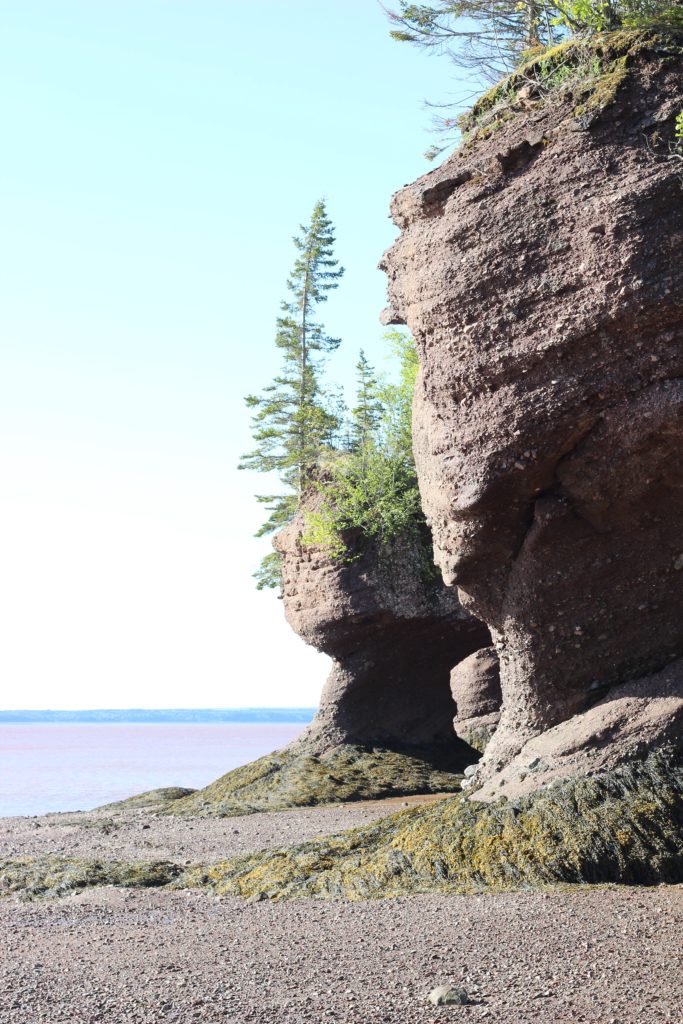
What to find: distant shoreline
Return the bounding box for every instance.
[0,708,316,724]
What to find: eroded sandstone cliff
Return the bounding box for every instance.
[275,501,489,760]
[169,35,683,890]
[381,32,683,792]
[172,502,490,816]
[4,37,682,903]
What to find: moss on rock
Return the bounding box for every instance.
[96,787,196,812]
[459,725,495,755]
[168,744,464,817]
[184,754,683,900]
[459,29,681,143]
[4,756,680,902]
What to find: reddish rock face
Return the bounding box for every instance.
[450,647,501,751]
[274,503,490,763]
[472,659,683,802]
[381,44,683,777]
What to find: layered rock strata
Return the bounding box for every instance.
[381,34,683,787]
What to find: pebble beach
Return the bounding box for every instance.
[1,799,681,1024]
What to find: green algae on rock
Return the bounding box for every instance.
[167,744,464,817]
[96,787,196,812]
[182,755,683,900]
[0,857,183,900]
[3,756,681,902]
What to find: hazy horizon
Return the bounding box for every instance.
[0,707,316,718]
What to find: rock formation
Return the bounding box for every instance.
[172,36,683,893]
[5,36,683,904]
[172,502,491,816]
[380,33,683,792]
[275,501,490,762]
[450,647,501,752]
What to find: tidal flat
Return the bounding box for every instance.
[0,799,681,1023]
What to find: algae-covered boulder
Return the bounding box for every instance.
[168,744,465,818]
[178,753,683,900]
[97,787,196,812]
[4,753,680,901]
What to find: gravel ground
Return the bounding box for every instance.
[0,802,681,1024]
[0,795,445,863]
[0,886,681,1024]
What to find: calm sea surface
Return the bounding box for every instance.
[0,722,307,817]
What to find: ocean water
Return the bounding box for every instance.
[0,722,308,817]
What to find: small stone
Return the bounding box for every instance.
[427,985,468,1007]
[463,764,478,778]
[673,554,683,571]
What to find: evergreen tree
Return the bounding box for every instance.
[386,0,682,83]
[377,330,420,474]
[385,1,561,82]
[350,350,383,452]
[303,331,423,556]
[239,199,344,586]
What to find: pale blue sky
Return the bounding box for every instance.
[0,2,471,709]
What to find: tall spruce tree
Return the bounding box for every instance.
[239,199,344,587]
[350,350,383,452]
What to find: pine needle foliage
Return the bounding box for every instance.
[385,1,683,155]
[239,200,344,585]
[385,0,566,82]
[386,0,682,79]
[350,350,384,451]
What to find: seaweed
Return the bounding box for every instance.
[4,755,681,902]
[190,754,683,900]
[168,744,464,817]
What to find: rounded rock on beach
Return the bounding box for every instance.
[427,984,468,1006]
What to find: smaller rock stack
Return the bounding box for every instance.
[450,647,502,753]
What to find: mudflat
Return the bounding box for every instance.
[0,800,681,1024]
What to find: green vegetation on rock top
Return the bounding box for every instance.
[301,332,426,563]
[239,195,434,590]
[386,2,683,156]
[459,29,682,143]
